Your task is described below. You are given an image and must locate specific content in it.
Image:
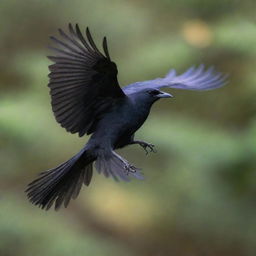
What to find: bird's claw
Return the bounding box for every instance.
[139,142,157,155]
[124,163,138,175]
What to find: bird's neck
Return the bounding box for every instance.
[132,95,156,110]
[130,97,156,120]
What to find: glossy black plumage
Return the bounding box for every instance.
[26,24,227,210]
[48,24,125,136]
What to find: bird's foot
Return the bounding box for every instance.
[124,163,139,175]
[113,151,141,175]
[134,140,157,155]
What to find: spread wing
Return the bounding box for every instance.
[48,24,126,137]
[123,64,228,94]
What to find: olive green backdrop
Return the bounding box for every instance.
[1,0,256,255]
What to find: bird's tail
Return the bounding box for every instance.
[26,149,95,210]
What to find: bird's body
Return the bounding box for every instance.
[86,92,150,151]
[94,98,140,146]
[26,24,227,210]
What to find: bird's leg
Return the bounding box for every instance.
[112,151,140,175]
[130,140,157,154]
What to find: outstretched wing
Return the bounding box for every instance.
[123,64,228,94]
[48,24,126,137]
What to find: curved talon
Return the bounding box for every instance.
[140,142,156,154]
[131,140,157,155]
[129,165,137,173]
[124,164,138,175]
[148,143,157,153]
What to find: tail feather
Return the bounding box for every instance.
[95,151,144,182]
[26,150,93,210]
[27,148,144,210]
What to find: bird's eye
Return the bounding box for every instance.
[148,90,160,96]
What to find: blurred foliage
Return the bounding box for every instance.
[1,0,256,255]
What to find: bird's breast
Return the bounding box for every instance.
[90,99,150,147]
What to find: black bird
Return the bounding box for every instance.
[26,24,227,210]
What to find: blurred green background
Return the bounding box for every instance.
[1,0,256,255]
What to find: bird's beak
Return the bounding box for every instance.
[158,91,173,98]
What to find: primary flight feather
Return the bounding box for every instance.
[26,24,227,210]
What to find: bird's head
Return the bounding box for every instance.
[135,88,173,104]
[147,89,173,99]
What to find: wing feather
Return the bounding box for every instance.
[48,24,125,136]
[103,37,111,60]
[123,65,227,94]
